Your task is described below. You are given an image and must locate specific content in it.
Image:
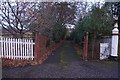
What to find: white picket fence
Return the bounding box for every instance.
[0,36,35,60]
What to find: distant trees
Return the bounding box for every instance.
[29,3,57,35]
[0,1,77,45]
[113,2,120,29]
[0,2,58,38]
[71,2,113,46]
[31,2,77,43]
[51,2,77,43]
[102,2,120,29]
[70,2,114,59]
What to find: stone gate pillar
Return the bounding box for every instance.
[110,17,119,60]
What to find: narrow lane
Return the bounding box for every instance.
[44,40,80,64]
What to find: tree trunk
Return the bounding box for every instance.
[19,31,24,39]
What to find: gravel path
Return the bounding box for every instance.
[2,41,118,78]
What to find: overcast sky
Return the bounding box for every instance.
[1,0,105,3]
[1,0,120,2]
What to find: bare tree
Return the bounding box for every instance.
[0,2,36,38]
[0,2,77,39]
[29,2,57,35]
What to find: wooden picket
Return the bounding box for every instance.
[0,36,34,60]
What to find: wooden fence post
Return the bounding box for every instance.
[83,36,85,60]
[83,32,88,61]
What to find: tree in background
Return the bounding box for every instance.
[0,2,77,41]
[51,2,77,43]
[0,2,37,38]
[71,2,113,48]
[70,2,114,59]
[0,2,59,38]
[103,2,120,30]
[114,2,120,31]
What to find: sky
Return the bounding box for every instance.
[1,0,120,2]
[1,0,105,3]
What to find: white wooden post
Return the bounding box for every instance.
[10,38,12,59]
[111,22,119,60]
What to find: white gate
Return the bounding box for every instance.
[100,43,110,60]
[0,36,34,60]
